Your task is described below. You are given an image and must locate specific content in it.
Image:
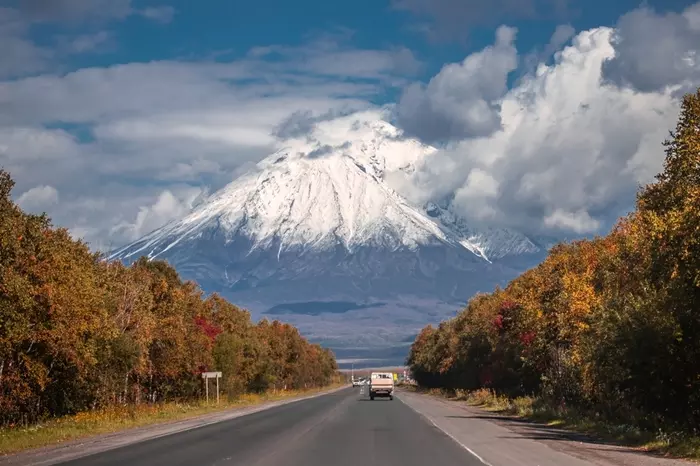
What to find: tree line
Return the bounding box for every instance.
[0,171,338,425]
[407,88,700,431]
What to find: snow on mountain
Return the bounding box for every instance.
[424,201,543,260]
[110,111,486,263]
[109,110,549,356]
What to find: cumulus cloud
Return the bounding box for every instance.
[396,26,518,143]
[523,23,576,73]
[6,1,699,249]
[602,2,700,94]
[392,26,681,236]
[51,184,206,251]
[109,187,205,244]
[1,34,421,250]
[16,185,59,212]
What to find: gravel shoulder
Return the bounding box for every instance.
[398,389,694,466]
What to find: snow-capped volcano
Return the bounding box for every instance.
[110,112,494,263]
[116,122,451,259]
[109,111,545,357]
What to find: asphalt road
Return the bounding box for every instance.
[58,387,484,466]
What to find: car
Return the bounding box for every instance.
[369,372,394,400]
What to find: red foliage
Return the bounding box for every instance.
[519,331,535,346]
[194,316,222,341]
[494,299,521,333]
[493,314,504,330]
[499,299,518,314]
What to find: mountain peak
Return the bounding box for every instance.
[108,111,547,353]
[110,114,466,262]
[265,111,435,180]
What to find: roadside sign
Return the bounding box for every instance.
[201,372,222,404]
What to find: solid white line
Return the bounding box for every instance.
[397,394,495,466]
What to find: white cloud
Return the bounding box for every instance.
[390,0,570,43]
[602,2,700,94]
[62,31,114,53]
[0,7,52,78]
[137,6,175,24]
[523,23,575,73]
[1,36,418,250]
[396,25,518,142]
[17,185,59,211]
[0,1,175,80]
[5,1,698,250]
[544,209,600,234]
[0,127,78,160]
[110,187,204,243]
[392,26,682,236]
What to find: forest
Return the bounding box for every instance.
[407,88,700,431]
[0,171,338,425]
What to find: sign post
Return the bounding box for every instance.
[201,371,223,404]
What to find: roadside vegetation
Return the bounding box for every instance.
[407,88,700,460]
[0,383,345,455]
[0,169,340,446]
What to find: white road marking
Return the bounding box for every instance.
[397,394,495,466]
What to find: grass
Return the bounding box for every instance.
[0,383,346,456]
[406,386,700,462]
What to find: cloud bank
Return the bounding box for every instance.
[3,1,700,250]
[389,2,700,237]
[396,26,518,143]
[0,5,419,251]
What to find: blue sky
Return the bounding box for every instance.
[18,0,694,85]
[2,0,700,249]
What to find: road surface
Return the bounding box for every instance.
[5,386,691,466]
[57,386,483,466]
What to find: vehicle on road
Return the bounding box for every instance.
[369,372,394,400]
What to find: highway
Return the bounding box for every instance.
[58,387,483,466]
[6,386,690,466]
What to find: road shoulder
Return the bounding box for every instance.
[0,385,350,466]
[397,389,693,466]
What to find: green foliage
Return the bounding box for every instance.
[407,88,700,432]
[0,171,337,425]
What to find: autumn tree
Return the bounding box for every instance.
[0,169,339,424]
[407,86,700,431]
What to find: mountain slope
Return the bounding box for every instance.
[111,115,499,299]
[424,201,547,265]
[109,111,545,359]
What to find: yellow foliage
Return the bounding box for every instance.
[407,87,700,432]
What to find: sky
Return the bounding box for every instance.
[2,0,700,250]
